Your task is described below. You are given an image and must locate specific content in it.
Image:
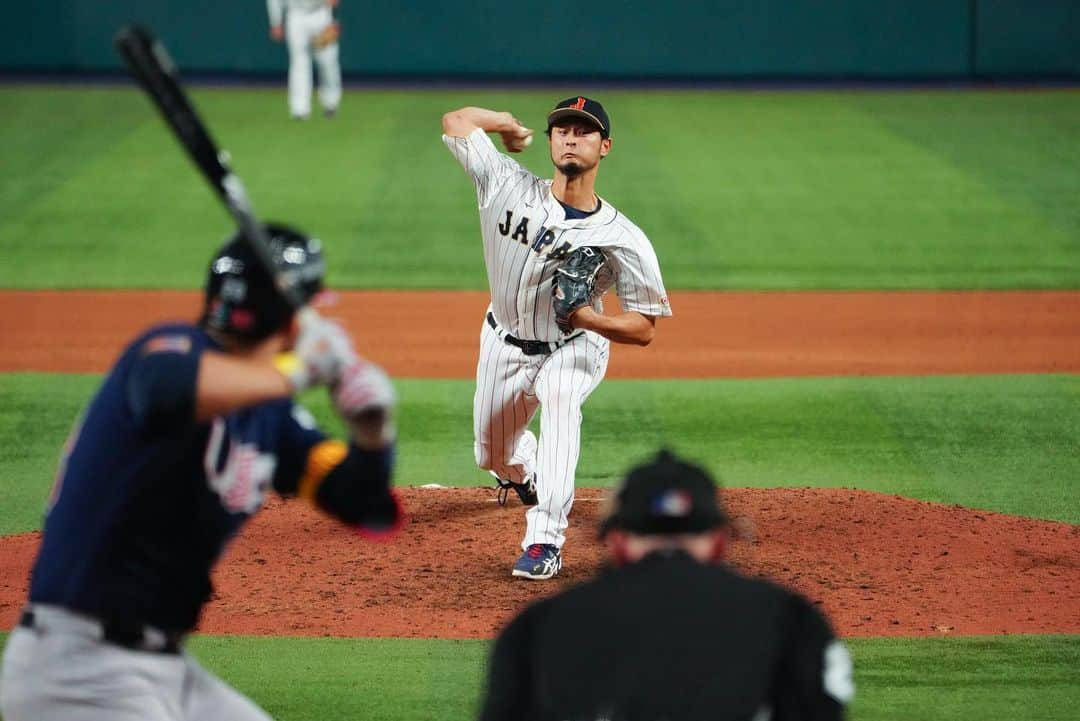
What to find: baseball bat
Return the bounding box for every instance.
[114,24,309,313]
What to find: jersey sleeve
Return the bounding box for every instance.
[442,128,525,209]
[272,403,401,535]
[271,402,329,494]
[478,602,542,721]
[769,596,854,721]
[605,233,672,318]
[124,329,203,432]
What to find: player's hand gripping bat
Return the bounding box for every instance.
[115,25,392,431]
[114,24,311,315]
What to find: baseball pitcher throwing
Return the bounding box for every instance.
[442,97,671,579]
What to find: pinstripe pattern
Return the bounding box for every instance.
[445,127,666,554]
[526,329,608,548]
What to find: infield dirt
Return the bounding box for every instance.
[3,290,1079,377]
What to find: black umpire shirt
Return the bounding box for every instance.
[479,550,852,721]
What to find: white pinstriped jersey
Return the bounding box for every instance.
[444,128,672,343]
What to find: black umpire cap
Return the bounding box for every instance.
[600,449,729,537]
[547,96,611,138]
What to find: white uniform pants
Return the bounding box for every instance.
[0,607,271,721]
[474,315,609,550]
[285,5,341,117]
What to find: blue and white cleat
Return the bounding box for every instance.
[512,544,562,580]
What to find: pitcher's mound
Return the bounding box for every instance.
[1,488,1076,638]
[202,487,1079,638]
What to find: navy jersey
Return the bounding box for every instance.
[481,551,853,721]
[29,323,329,632]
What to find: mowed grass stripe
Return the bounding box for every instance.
[187,634,1080,721]
[852,91,1080,240]
[1,87,1078,289]
[1,633,1075,721]
[2,373,1077,535]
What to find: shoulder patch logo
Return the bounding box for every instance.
[144,335,192,354]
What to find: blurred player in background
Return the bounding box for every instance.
[0,224,400,721]
[478,449,854,721]
[268,0,342,119]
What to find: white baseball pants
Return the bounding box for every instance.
[474,315,610,550]
[0,607,271,721]
[285,5,341,117]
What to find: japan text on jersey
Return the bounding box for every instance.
[444,128,671,342]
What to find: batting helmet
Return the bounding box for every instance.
[200,223,326,342]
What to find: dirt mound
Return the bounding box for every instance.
[3,488,1075,639]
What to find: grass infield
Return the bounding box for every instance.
[2,372,1077,535]
[1,87,1078,290]
[0,633,1077,721]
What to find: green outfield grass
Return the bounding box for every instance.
[2,372,1077,534]
[189,634,1080,721]
[1,86,1078,290]
[1,632,1076,721]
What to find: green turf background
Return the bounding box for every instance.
[1,85,1078,720]
[0,87,1078,290]
[1,633,1077,721]
[181,634,1080,721]
[2,372,1077,535]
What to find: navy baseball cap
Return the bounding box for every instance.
[547,96,610,138]
[600,449,728,537]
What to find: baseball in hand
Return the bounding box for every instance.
[503,126,533,153]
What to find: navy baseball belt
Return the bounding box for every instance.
[486,312,581,356]
[19,606,183,655]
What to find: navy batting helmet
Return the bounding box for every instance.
[201,223,326,342]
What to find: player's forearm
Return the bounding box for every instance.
[571,308,656,346]
[194,351,292,422]
[297,441,402,536]
[442,107,518,138]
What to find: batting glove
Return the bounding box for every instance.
[281,310,358,392]
[333,360,397,448]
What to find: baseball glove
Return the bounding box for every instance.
[312,22,340,49]
[552,246,607,334]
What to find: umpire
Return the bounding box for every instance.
[478,449,854,721]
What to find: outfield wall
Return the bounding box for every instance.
[1,1,1077,78]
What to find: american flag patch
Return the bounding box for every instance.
[144,335,192,355]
